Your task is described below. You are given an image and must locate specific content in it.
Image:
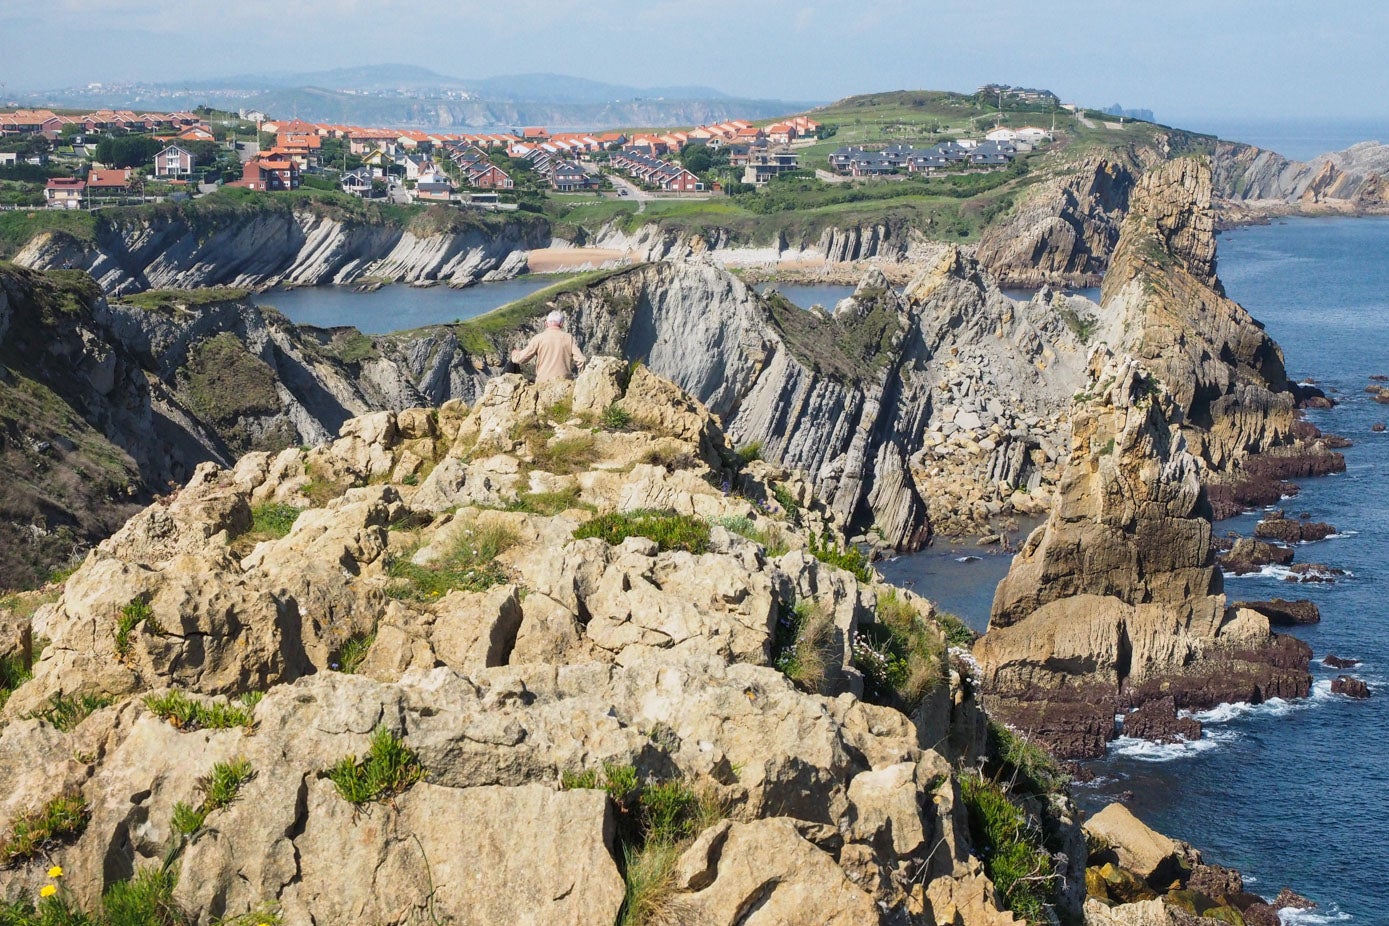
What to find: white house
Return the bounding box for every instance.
[154,144,193,178]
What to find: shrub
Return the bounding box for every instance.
[560,769,599,790]
[573,510,710,554]
[100,865,182,926]
[385,522,517,601]
[144,691,261,731]
[986,720,1069,796]
[618,840,682,926]
[772,484,801,526]
[734,442,763,465]
[28,692,114,732]
[938,611,977,648]
[0,651,33,712]
[322,725,425,804]
[530,433,599,474]
[852,595,943,709]
[960,774,1057,923]
[773,600,834,692]
[0,792,88,864]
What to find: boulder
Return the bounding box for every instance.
[1083,804,1186,890]
[1323,654,1360,669]
[1331,676,1371,699]
[1232,599,1320,626]
[1122,697,1201,744]
[1254,513,1337,544]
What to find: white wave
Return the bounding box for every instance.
[1279,906,1353,925]
[1324,531,1359,539]
[1191,697,1299,724]
[1107,730,1238,761]
[955,555,982,563]
[1223,563,1351,581]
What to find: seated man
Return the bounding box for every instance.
[510,310,586,382]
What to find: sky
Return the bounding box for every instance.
[2,0,1388,126]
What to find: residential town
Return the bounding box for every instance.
[1,103,1046,212]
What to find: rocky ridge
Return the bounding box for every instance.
[0,360,1084,926]
[1213,139,1389,221]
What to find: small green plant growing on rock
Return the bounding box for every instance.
[600,404,632,430]
[808,530,872,583]
[711,516,789,557]
[333,632,375,674]
[771,484,802,526]
[937,611,976,649]
[385,522,517,601]
[323,725,425,805]
[530,433,599,474]
[0,791,88,864]
[172,757,255,838]
[144,691,262,732]
[115,596,158,658]
[507,486,594,516]
[734,442,763,465]
[851,590,946,708]
[248,503,302,539]
[573,509,710,554]
[28,691,115,732]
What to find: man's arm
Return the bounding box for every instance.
[570,336,586,368]
[511,334,540,364]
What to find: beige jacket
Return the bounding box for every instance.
[511,326,586,382]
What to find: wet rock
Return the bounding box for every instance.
[1241,903,1281,926]
[1373,422,1386,433]
[1323,654,1360,669]
[1122,697,1201,744]
[1233,599,1320,626]
[1187,864,1243,900]
[1285,563,1346,583]
[1331,676,1371,699]
[1254,512,1337,544]
[1274,888,1317,910]
[1218,537,1294,574]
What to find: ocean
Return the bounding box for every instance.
[883,216,1389,920]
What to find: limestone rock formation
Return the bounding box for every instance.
[0,363,1057,926]
[1214,139,1389,217]
[976,355,1311,757]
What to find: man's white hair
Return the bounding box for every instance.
[546,310,566,326]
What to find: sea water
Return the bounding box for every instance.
[883,217,1389,919]
[250,276,557,334]
[1070,217,1389,920]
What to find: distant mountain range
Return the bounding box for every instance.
[22,65,815,130]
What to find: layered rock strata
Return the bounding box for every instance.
[976,355,1311,758]
[0,363,1056,926]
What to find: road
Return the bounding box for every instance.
[604,173,649,214]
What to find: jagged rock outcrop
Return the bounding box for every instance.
[14,201,548,294]
[0,364,1063,926]
[976,157,1136,287]
[1213,139,1389,217]
[975,355,1311,758]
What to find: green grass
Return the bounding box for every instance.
[434,267,630,353]
[384,522,517,601]
[960,774,1057,924]
[852,590,946,708]
[0,650,34,712]
[178,332,282,431]
[573,510,711,554]
[507,486,594,516]
[97,865,183,926]
[523,430,600,474]
[985,720,1069,797]
[734,442,762,465]
[0,791,89,864]
[114,287,251,312]
[322,725,425,805]
[937,611,976,649]
[144,690,262,731]
[0,210,97,258]
[600,404,632,430]
[772,599,834,692]
[246,503,302,539]
[27,692,115,732]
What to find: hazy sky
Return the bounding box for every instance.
[2,0,1387,124]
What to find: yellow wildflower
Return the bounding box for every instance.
[40,884,57,897]
[47,865,63,878]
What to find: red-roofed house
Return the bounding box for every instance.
[229,156,300,191]
[521,127,549,140]
[87,168,131,195]
[45,177,85,209]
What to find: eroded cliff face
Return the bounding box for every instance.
[976,356,1311,758]
[14,204,547,295]
[975,157,1136,288]
[1214,139,1389,217]
[0,366,1066,926]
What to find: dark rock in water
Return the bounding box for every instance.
[1274,888,1317,910]
[1292,382,1334,408]
[1064,761,1096,783]
[1371,374,1389,382]
[1285,562,1346,583]
[1301,395,1335,409]
[1324,654,1361,669]
[1123,697,1202,743]
[1332,676,1371,699]
[1188,863,1244,899]
[1242,902,1281,926]
[1219,537,1295,574]
[987,684,1119,759]
[1255,512,1337,544]
[1321,434,1354,448]
[1123,634,1313,714]
[1373,422,1386,433]
[1235,598,1321,626]
[1207,440,1346,520]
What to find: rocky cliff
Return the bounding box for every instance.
[1213,139,1389,217]
[0,363,1085,926]
[13,198,548,295]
